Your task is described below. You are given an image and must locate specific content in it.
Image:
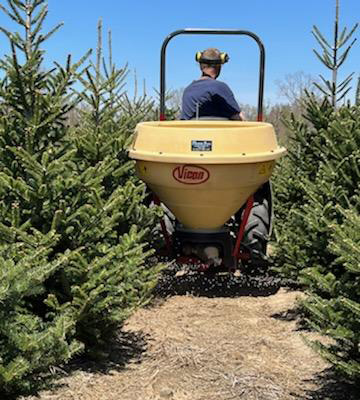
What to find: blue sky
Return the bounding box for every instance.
[0,0,359,106]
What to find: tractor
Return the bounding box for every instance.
[129,29,286,273]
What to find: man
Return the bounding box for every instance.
[180,48,244,120]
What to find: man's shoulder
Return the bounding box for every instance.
[212,80,232,89]
[183,79,233,97]
[183,79,203,92]
[201,79,231,90]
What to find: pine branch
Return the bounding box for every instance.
[37,22,64,45]
[0,25,18,45]
[337,38,357,68]
[0,2,25,26]
[336,73,354,92]
[312,25,331,49]
[319,74,333,91]
[96,19,102,84]
[338,22,359,48]
[31,6,47,39]
[337,86,352,102]
[10,40,29,112]
[313,49,333,70]
[356,76,360,105]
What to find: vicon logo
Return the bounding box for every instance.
[172,165,210,185]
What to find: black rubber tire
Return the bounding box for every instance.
[242,198,270,266]
[235,183,272,268]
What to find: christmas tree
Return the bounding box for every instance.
[272,0,360,381]
[0,0,161,394]
[304,204,360,379]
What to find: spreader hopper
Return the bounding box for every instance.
[129,121,286,230]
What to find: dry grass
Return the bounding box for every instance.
[22,267,339,400]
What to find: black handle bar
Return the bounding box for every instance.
[160,28,265,121]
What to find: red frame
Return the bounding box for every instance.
[155,194,254,270]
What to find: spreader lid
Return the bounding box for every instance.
[129,120,286,164]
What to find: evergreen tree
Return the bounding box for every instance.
[0,1,161,394]
[273,0,360,381]
[273,0,359,283]
[0,233,82,394]
[273,89,360,384]
[312,0,358,107]
[272,94,336,282]
[355,75,360,106]
[298,105,360,379]
[66,20,163,348]
[304,204,360,379]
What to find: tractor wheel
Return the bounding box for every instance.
[242,198,270,267]
[236,181,273,268]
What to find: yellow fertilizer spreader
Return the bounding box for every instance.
[129,29,286,272]
[129,120,285,270]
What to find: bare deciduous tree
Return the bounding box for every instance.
[275,71,320,105]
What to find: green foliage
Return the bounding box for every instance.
[300,105,359,289]
[273,10,359,375]
[273,98,360,280]
[312,0,358,107]
[303,205,360,379]
[272,93,336,281]
[356,76,360,106]
[272,93,360,379]
[0,0,162,395]
[0,235,82,393]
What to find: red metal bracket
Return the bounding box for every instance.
[232,195,254,258]
[152,194,172,255]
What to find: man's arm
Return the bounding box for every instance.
[230,111,245,121]
[215,82,244,120]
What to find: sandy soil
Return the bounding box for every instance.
[23,269,347,400]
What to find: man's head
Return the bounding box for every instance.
[195,48,229,79]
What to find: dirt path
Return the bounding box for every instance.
[26,271,336,400]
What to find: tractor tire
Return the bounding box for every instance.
[242,198,270,267]
[236,182,273,268]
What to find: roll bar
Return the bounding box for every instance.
[160,29,265,121]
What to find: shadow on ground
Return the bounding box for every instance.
[298,368,360,400]
[65,330,148,375]
[271,305,312,332]
[272,310,360,399]
[14,330,149,400]
[153,263,282,298]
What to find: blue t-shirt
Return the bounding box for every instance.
[180,78,240,120]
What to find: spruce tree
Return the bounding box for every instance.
[272,94,336,282]
[273,0,360,381]
[355,75,360,106]
[0,234,82,394]
[304,204,360,379]
[65,20,163,348]
[273,0,358,282]
[274,89,360,384]
[312,0,358,107]
[0,0,161,394]
[299,106,360,379]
